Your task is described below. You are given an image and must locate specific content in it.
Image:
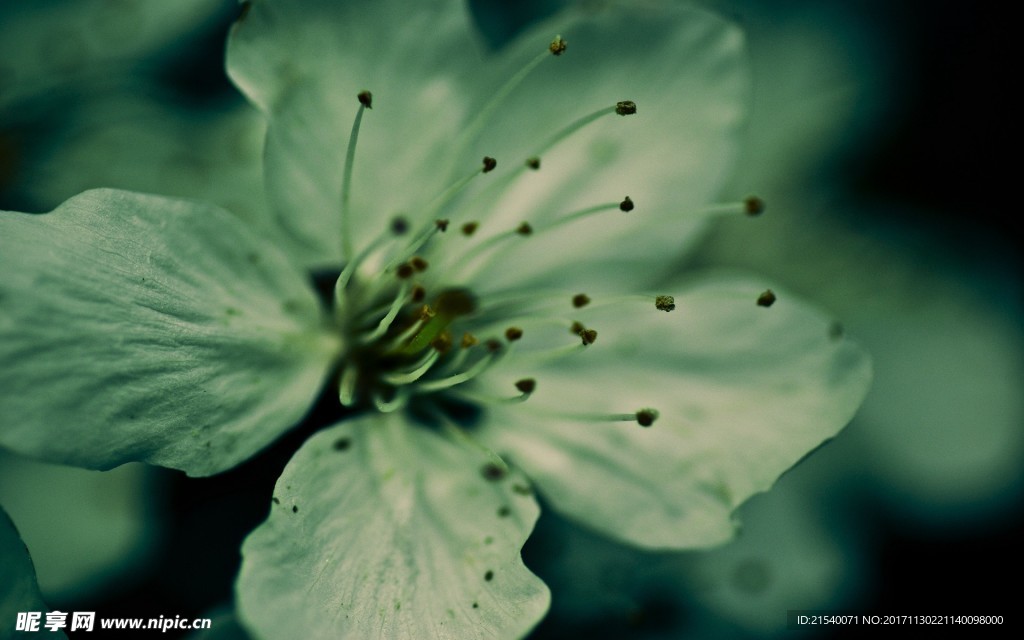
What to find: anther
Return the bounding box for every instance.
[580,328,598,345]
[757,289,777,307]
[619,196,635,212]
[357,90,373,109]
[410,256,429,272]
[549,35,567,56]
[572,294,591,308]
[655,295,676,312]
[461,222,479,236]
[482,156,497,173]
[411,285,426,303]
[485,338,503,353]
[391,216,409,235]
[396,262,415,279]
[431,331,454,354]
[516,222,533,236]
[419,305,437,320]
[515,378,537,395]
[615,100,637,116]
[505,327,524,342]
[435,219,449,232]
[526,156,541,170]
[461,332,479,349]
[481,463,507,481]
[570,321,586,336]
[744,195,766,216]
[635,408,659,427]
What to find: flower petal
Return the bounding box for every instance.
[0,189,338,476]
[466,1,748,289]
[1,507,64,638]
[237,415,550,640]
[475,274,871,549]
[226,0,482,267]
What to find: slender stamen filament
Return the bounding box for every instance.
[333,224,396,309]
[359,281,411,344]
[384,161,492,272]
[338,363,360,407]
[380,349,440,385]
[458,103,630,220]
[452,45,556,164]
[340,95,369,260]
[373,387,409,413]
[450,200,626,280]
[415,352,498,392]
[434,412,509,473]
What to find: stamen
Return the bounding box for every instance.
[505,327,524,342]
[396,262,416,279]
[619,196,634,212]
[579,328,598,345]
[526,157,541,170]
[453,39,565,162]
[415,351,499,392]
[515,222,533,236]
[551,408,661,427]
[340,91,371,259]
[461,332,479,348]
[411,285,426,303]
[549,35,567,56]
[372,387,409,413]
[514,378,537,395]
[385,160,493,272]
[449,380,535,405]
[655,295,676,312]
[461,222,479,236]
[359,281,411,344]
[615,100,638,116]
[744,195,766,216]
[380,349,440,385]
[757,289,777,307]
[434,412,509,472]
[338,363,360,407]
[572,294,591,308]
[410,256,429,272]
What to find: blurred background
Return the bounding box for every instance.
[1,0,1020,637]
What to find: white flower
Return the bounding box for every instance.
[0,0,871,637]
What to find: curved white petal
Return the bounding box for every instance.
[237,415,550,640]
[475,274,871,549]
[226,0,482,267]
[0,189,338,476]
[463,1,748,290]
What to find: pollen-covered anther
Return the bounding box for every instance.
[514,378,537,395]
[516,222,533,236]
[461,222,479,236]
[435,219,450,232]
[357,90,373,109]
[744,195,766,216]
[396,262,416,279]
[572,294,591,308]
[526,156,541,170]
[757,289,777,307]
[461,332,479,349]
[579,328,598,345]
[391,216,409,236]
[431,331,453,354]
[619,196,635,212]
[635,408,659,427]
[410,256,429,272]
[482,156,498,173]
[549,35,567,56]
[655,295,676,312]
[505,327,524,342]
[418,304,437,320]
[615,100,637,116]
